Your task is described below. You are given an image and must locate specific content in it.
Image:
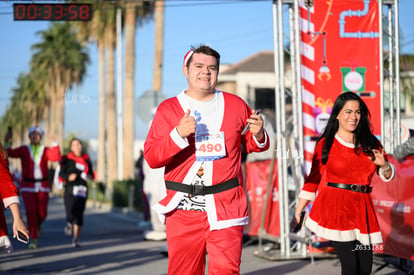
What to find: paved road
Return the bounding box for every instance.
[0,196,408,274]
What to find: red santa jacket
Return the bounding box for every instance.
[6,143,61,193]
[0,144,19,239]
[144,90,269,230]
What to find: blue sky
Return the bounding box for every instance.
[1,0,414,140]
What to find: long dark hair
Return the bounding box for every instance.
[69,137,84,155]
[318,92,381,164]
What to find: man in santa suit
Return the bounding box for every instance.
[0,142,29,253]
[144,45,269,275]
[4,126,61,249]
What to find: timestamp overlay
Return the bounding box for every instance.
[13,3,92,21]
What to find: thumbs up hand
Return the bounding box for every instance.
[176,109,196,138]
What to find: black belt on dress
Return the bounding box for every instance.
[23,178,49,182]
[327,182,372,193]
[166,178,239,197]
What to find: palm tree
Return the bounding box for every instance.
[70,0,120,199]
[31,22,90,147]
[72,0,156,199]
[71,0,109,192]
[123,0,155,179]
[1,72,47,141]
[0,71,47,169]
[13,72,46,127]
[400,54,414,108]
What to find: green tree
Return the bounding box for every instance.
[400,54,414,107]
[31,22,90,147]
[1,72,47,145]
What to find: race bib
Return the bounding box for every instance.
[73,185,87,198]
[195,132,226,161]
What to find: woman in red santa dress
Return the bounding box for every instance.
[291,92,395,275]
[0,142,29,253]
[4,126,61,249]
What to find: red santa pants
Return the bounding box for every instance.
[21,191,49,239]
[165,209,243,275]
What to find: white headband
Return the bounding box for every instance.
[183,50,194,67]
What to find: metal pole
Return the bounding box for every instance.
[272,0,283,256]
[116,6,123,180]
[293,0,304,195]
[394,0,401,146]
[379,0,385,146]
[387,5,395,151]
[289,1,307,258]
[277,0,289,257]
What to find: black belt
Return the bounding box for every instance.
[23,178,49,182]
[327,182,372,193]
[166,178,239,197]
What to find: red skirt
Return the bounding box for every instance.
[305,184,382,245]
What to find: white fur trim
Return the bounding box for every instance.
[378,162,395,182]
[0,236,13,253]
[299,190,316,201]
[170,127,189,149]
[3,196,19,208]
[253,130,269,148]
[335,134,355,148]
[306,216,383,245]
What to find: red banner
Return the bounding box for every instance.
[245,160,279,237]
[371,156,414,260]
[300,0,381,172]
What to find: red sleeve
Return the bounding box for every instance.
[5,146,24,159]
[144,98,188,169]
[45,144,61,162]
[244,130,270,153]
[231,94,269,153]
[302,139,325,194]
[0,154,18,200]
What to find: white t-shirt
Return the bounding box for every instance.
[176,92,219,211]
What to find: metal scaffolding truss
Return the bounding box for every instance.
[255,0,401,261]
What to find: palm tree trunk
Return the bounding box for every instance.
[45,81,54,138]
[43,103,50,136]
[55,86,65,148]
[153,1,164,93]
[52,66,65,147]
[97,41,107,183]
[123,2,136,179]
[105,25,118,199]
[48,85,56,139]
